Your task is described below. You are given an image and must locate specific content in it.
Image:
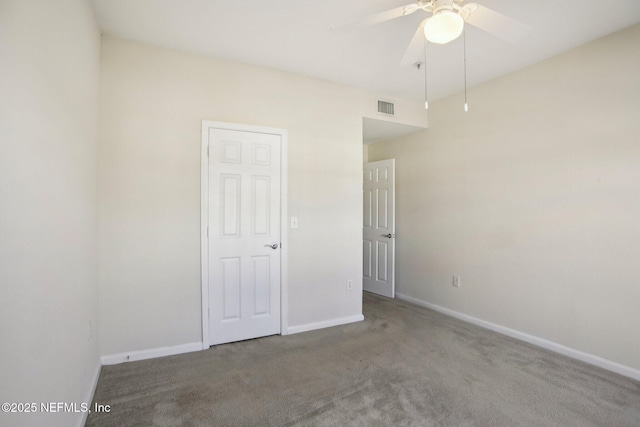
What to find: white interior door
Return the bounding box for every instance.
[207,127,282,345]
[363,159,395,298]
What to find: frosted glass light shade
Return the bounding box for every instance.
[424,11,464,44]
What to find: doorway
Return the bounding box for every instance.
[363,159,395,298]
[201,121,288,347]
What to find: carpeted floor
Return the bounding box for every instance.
[86,293,640,426]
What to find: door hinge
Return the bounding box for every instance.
[207,226,209,238]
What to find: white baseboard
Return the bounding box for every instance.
[77,359,102,427]
[395,293,640,382]
[285,314,365,335]
[101,341,203,366]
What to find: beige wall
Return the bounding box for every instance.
[98,36,427,356]
[0,1,101,426]
[369,24,640,371]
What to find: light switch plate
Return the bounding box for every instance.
[290,217,298,229]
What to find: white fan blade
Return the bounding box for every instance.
[464,4,531,43]
[333,3,420,32]
[400,19,428,67]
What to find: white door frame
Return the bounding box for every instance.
[201,120,288,349]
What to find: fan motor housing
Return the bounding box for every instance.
[431,0,455,10]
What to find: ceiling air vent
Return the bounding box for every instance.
[377,99,395,116]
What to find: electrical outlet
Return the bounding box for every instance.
[346,280,353,290]
[453,275,461,288]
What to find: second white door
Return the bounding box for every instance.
[363,159,395,298]
[207,126,282,345]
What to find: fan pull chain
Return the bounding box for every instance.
[424,39,429,110]
[463,27,468,112]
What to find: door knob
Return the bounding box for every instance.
[382,234,394,238]
[264,243,279,249]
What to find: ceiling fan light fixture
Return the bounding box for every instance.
[424,10,464,44]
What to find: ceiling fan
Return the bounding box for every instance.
[337,0,530,66]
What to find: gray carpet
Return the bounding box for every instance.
[86,293,640,426]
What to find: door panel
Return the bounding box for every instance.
[363,159,395,298]
[377,188,388,228]
[364,188,373,228]
[363,240,373,279]
[376,241,388,281]
[221,175,241,238]
[221,257,241,320]
[209,128,281,345]
[251,176,270,236]
[252,256,271,316]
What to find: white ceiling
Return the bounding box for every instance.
[90,0,640,102]
[91,0,640,144]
